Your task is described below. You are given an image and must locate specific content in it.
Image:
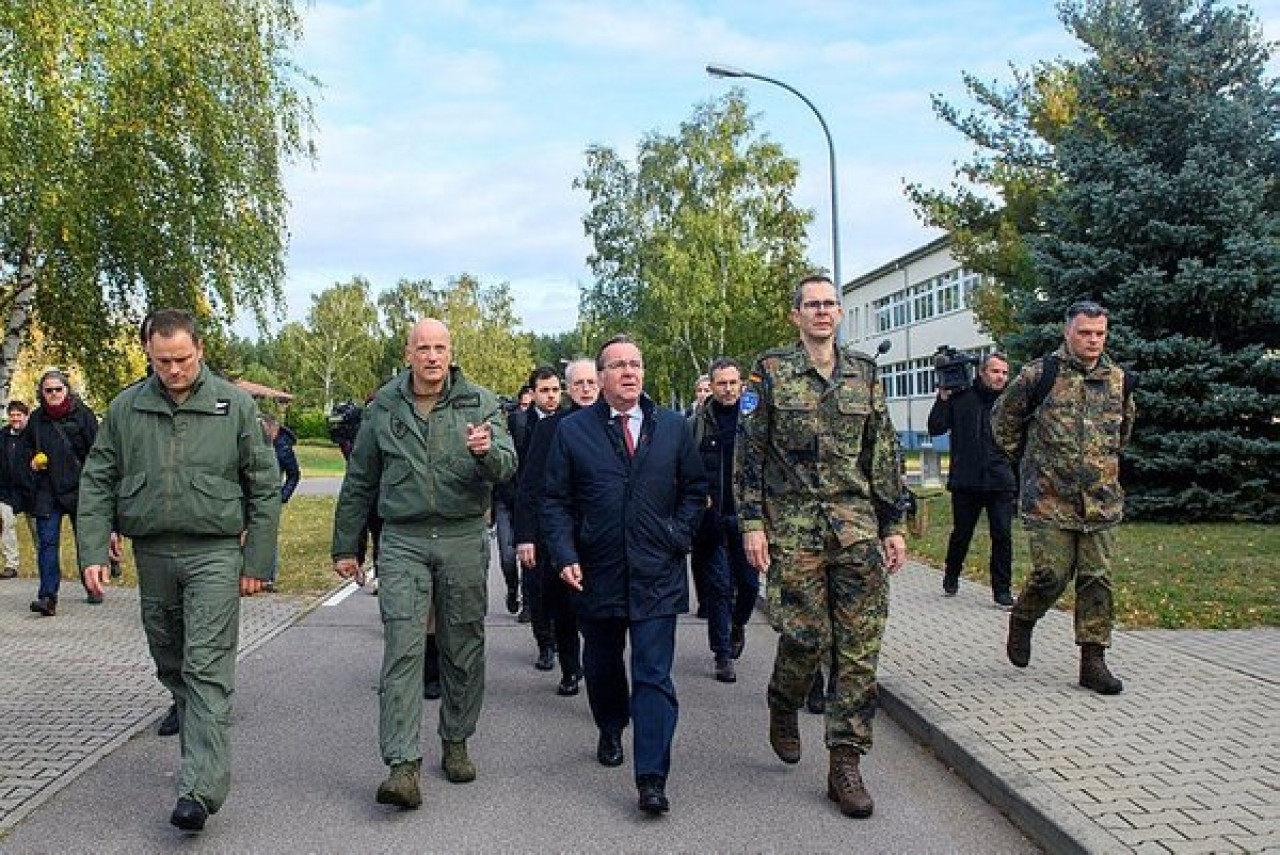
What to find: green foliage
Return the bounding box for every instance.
[0,0,316,401]
[909,0,1279,521]
[576,91,813,402]
[277,277,383,410]
[286,407,331,442]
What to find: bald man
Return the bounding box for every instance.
[333,319,516,809]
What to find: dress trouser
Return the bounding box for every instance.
[134,535,243,813]
[577,614,678,781]
[376,520,488,765]
[0,500,19,571]
[538,547,580,677]
[765,537,887,752]
[944,489,1016,594]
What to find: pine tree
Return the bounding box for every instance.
[915,0,1279,521]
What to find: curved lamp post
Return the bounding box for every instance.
[705,63,842,298]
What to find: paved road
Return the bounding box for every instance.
[0,566,1033,854]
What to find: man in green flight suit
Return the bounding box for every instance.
[735,274,907,819]
[78,308,281,833]
[332,318,516,810]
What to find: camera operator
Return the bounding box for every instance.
[927,352,1016,607]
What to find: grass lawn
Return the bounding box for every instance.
[908,490,1279,630]
[294,441,347,478]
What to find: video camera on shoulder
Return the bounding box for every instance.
[327,401,363,447]
[933,345,980,394]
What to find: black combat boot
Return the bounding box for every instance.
[1006,615,1036,668]
[1079,643,1123,694]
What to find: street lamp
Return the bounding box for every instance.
[706,63,842,299]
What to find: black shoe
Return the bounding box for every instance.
[158,704,180,736]
[942,570,959,597]
[535,646,556,671]
[30,597,55,617]
[86,592,104,605]
[0,567,16,579]
[994,591,1014,609]
[505,588,520,614]
[636,774,669,815]
[29,599,44,613]
[596,730,624,767]
[516,606,531,624]
[556,673,581,696]
[423,678,442,700]
[714,656,737,683]
[170,797,207,832]
[806,672,826,715]
[730,624,746,660]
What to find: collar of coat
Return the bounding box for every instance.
[133,365,224,414]
[1054,344,1118,379]
[590,394,655,425]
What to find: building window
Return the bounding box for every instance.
[913,357,935,397]
[937,270,962,314]
[910,281,934,322]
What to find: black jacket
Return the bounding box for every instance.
[542,396,707,620]
[0,426,32,512]
[927,381,1015,493]
[513,405,578,546]
[26,398,98,515]
[273,425,301,504]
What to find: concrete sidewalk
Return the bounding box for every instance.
[0,580,314,833]
[880,562,1279,854]
[1,559,1276,853]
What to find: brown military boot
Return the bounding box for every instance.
[768,708,801,764]
[827,746,874,818]
[1006,615,1036,668]
[441,740,477,783]
[1079,643,1124,694]
[376,759,422,808]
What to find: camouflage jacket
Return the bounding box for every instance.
[734,342,905,549]
[991,345,1135,531]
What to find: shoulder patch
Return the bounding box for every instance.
[214,399,231,416]
[739,388,760,415]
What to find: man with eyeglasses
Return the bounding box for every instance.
[735,274,907,819]
[542,335,707,816]
[992,300,1135,695]
[25,369,98,615]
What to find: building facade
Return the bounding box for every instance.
[841,235,994,453]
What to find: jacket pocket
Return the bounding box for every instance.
[189,472,245,534]
[116,472,151,534]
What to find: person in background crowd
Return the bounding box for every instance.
[259,414,300,592]
[927,353,1017,607]
[25,369,97,615]
[690,358,758,684]
[515,366,564,672]
[0,401,34,579]
[514,358,599,697]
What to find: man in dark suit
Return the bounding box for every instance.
[542,335,706,816]
[514,358,599,696]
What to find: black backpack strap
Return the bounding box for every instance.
[1027,354,1060,418]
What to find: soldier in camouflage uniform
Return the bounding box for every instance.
[991,300,1135,695]
[734,275,907,819]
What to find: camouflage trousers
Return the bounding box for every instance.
[765,537,887,752]
[1014,526,1115,646]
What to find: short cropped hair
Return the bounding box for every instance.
[595,334,640,370]
[981,352,1009,369]
[148,308,200,343]
[1065,300,1108,321]
[6,400,29,415]
[792,274,835,309]
[708,358,740,377]
[527,365,560,388]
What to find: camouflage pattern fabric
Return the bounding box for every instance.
[765,538,887,751]
[991,345,1135,532]
[735,342,902,752]
[734,343,905,548]
[1014,526,1115,646]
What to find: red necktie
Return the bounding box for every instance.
[619,413,635,457]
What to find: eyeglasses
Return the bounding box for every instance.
[603,360,643,371]
[42,386,66,395]
[799,299,840,313]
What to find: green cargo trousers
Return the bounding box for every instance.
[377,519,489,766]
[1014,526,1116,646]
[133,535,243,814]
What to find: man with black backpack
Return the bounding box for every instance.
[991,300,1135,695]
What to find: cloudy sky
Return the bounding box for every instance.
[271,0,1280,336]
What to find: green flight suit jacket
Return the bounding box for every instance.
[331,366,515,558]
[77,366,282,578]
